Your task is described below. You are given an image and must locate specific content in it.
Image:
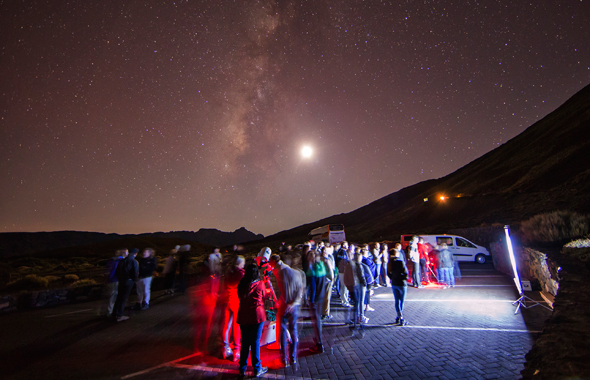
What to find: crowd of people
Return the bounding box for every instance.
[104,235,460,378]
[228,237,460,377]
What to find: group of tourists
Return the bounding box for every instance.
[230,236,462,376]
[102,235,460,377]
[105,247,157,322]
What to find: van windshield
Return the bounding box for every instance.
[436,237,454,246]
[456,238,476,248]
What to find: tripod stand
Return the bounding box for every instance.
[513,292,553,314]
[512,275,553,314]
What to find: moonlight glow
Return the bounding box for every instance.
[301,145,313,158]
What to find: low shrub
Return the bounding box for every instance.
[44,275,61,283]
[5,274,50,291]
[71,279,98,287]
[562,247,590,262]
[564,239,590,248]
[519,211,589,245]
[64,274,80,282]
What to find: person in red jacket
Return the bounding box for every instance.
[417,237,431,284]
[237,262,268,378]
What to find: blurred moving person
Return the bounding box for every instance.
[269,254,305,369]
[344,251,370,326]
[163,246,179,295]
[221,255,245,361]
[113,248,139,322]
[306,250,327,354]
[135,248,156,310]
[336,243,352,307]
[176,245,191,294]
[361,247,375,313]
[320,246,335,320]
[104,249,128,317]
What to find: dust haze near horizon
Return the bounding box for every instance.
[1,1,589,236]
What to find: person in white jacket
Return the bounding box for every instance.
[409,236,422,288]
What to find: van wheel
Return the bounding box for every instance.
[475,254,486,264]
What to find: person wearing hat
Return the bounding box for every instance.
[113,248,139,322]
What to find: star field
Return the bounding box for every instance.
[1,0,589,236]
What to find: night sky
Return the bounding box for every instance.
[1,1,589,236]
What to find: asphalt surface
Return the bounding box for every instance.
[0,263,552,380]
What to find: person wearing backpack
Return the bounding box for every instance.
[105,249,128,317]
[113,248,139,322]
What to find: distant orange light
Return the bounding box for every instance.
[439,195,446,201]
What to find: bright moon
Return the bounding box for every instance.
[301,145,313,158]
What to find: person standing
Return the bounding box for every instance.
[113,248,139,322]
[393,243,407,264]
[306,251,326,354]
[163,246,179,295]
[381,244,390,286]
[388,248,409,325]
[105,249,128,317]
[221,255,245,361]
[320,246,335,320]
[269,254,305,368]
[135,248,156,310]
[361,248,375,313]
[336,243,352,307]
[409,236,422,288]
[344,251,370,326]
[439,243,455,288]
[205,247,223,296]
[334,242,347,300]
[418,238,430,284]
[372,243,382,287]
[237,263,268,378]
[176,245,191,294]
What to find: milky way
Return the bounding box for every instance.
[1,0,589,236]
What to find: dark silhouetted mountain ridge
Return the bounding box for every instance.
[0,228,263,258]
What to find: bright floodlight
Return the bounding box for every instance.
[504,225,522,295]
[505,225,552,314]
[301,145,313,158]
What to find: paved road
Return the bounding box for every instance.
[1,263,551,380]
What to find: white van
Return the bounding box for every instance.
[400,234,490,264]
